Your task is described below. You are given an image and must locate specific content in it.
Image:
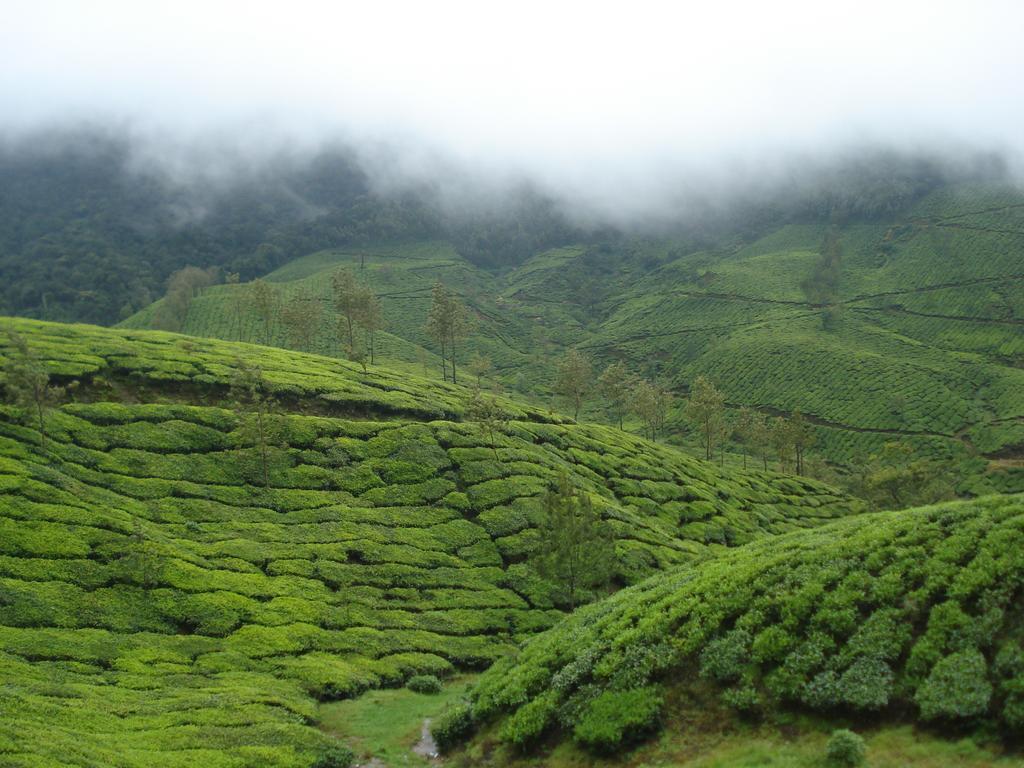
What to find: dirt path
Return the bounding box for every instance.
[412,718,439,761]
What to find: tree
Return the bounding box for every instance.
[230,360,282,488]
[2,330,64,449]
[246,279,279,345]
[280,288,323,352]
[770,417,795,472]
[533,473,615,609]
[598,362,638,430]
[467,353,492,388]
[153,265,218,332]
[633,378,672,440]
[332,268,361,351]
[464,386,506,459]
[555,349,593,421]
[750,411,773,471]
[425,282,470,383]
[849,441,955,510]
[685,376,725,461]
[788,410,816,475]
[734,407,758,470]
[357,287,383,365]
[802,230,843,330]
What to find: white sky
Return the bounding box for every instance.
[2,0,1022,200]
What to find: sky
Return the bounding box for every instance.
[2,0,1023,210]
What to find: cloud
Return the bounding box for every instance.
[2,0,1022,218]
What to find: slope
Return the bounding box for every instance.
[119,182,1024,497]
[0,318,858,767]
[453,494,1024,761]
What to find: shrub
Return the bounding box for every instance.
[826,729,866,767]
[699,629,751,683]
[311,743,354,768]
[501,690,558,748]
[572,686,662,753]
[431,701,475,752]
[916,649,993,720]
[837,656,893,710]
[406,674,442,694]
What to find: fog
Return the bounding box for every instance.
[2,1,1023,222]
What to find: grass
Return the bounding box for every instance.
[318,675,477,766]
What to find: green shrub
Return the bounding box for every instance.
[916,649,993,720]
[699,629,751,683]
[837,656,893,710]
[826,729,866,767]
[572,686,662,752]
[501,689,558,748]
[406,674,442,694]
[431,701,475,752]
[312,743,355,768]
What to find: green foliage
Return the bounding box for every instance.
[406,674,443,694]
[532,473,615,609]
[826,729,866,767]
[0,318,863,765]
[311,744,355,768]
[916,649,993,721]
[430,700,475,752]
[466,495,1024,754]
[571,686,663,752]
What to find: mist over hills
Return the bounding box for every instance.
[0,125,1012,324]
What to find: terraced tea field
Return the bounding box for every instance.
[454,494,1024,762]
[0,319,858,766]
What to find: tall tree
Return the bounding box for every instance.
[332,268,361,351]
[555,349,593,421]
[770,417,795,473]
[633,378,672,440]
[533,473,615,610]
[467,353,492,389]
[425,282,451,381]
[280,288,323,352]
[357,287,383,365]
[153,266,218,332]
[2,330,64,449]
[230,360,281,488]
[598,361,638,430]
[734,407,758,470]
[802,229,843,330]
[246,279,279,346]
[685,375,725,461]
[788,410,816,475]
[464,385,506,459]
[425,282,470,383]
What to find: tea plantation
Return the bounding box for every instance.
[454,494,1024,758]
[0,318,858,766]
[120,183,1024,495]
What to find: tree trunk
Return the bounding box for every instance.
[256,408,269,488]
[449,330,457,384]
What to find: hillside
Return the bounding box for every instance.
[122,182,1024,497]
[449,494,1024,764]
[0,318,858,766]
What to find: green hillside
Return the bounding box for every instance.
[120,183,1024,497]
[0,318,858,766]
[451,494,1024,763]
